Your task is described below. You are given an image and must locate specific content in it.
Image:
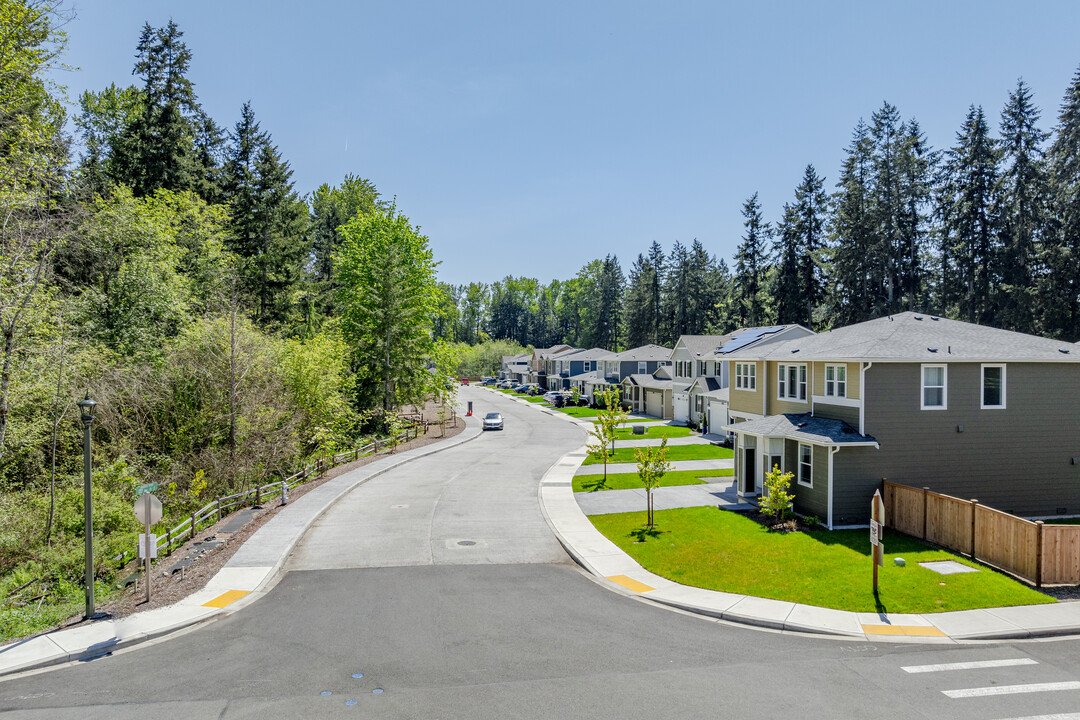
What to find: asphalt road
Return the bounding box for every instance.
[4,387,1080,719]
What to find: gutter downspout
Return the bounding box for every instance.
[828,446,839,530]
[761,361,767,418]
[859,362,872,436]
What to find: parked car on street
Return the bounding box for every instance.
[482,412,504,431]
[460,378,469,385]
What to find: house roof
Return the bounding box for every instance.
[609,344,673,362]
[569,370,601,383]
[559,347,615,361]
[676,334,741,357]
[724,413,878,447]
[621,373,672,390]
[715,325,804,355]
[721,312,1080,363]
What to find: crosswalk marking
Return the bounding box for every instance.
[902,658,1038,674]
[943,681,1080,699]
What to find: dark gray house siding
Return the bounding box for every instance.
[863,362,1080,517]
[784,440,830,519]
[831,447,885,526]
[812,401,859,428]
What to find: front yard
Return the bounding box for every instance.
[612,425,693,440]
[581,443,733,465]
[573,468,734,492]
[590,506,1053,614]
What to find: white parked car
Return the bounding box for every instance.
[482,412,504,431]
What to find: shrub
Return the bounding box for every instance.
[760,464,795,521]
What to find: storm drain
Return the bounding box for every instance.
[457,540,476,546]
[919,560,978,575]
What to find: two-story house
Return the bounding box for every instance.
[723,312,1080,529]
[553,347,614,391]
[528,345,573,387]
[501,353,531,382]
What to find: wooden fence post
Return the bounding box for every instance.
[922,487,930,540]
[255,485,261,507]
[970,499,979,559]
[191,512,197,541]
[1036,520,1045,587]
[166,528,172,556]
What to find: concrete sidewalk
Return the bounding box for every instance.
[577,458,734,475]
[575,480,751,516]
[0,415,485,678]
[539,440,1080,643]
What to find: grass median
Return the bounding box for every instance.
[582,443,733,465]
[612,425,693,440]
[590,506,1053,613]
[573,468,734,492]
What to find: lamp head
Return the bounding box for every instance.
[77,392,97,423]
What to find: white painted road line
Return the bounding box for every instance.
[992,714,1080,720]
[943,681,1080,699]
[903,658,1038,674]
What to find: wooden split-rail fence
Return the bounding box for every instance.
[883,480,1080,586]
[121,419,453,566]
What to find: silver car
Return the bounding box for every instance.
[482,412,504,431]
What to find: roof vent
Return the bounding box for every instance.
[928,347,938,353]
[791,348,800,354]
[914,315,923,320]
[931,316,939,321]
[1061,348,1071,354]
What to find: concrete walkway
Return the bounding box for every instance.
[575,480,752,516]
[577,458,734,475]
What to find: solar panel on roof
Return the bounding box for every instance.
[716,326,788,354]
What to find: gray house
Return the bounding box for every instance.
[723,312,1080,528]
[554,347,614,391]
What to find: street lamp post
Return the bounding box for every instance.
[77,392,97,620]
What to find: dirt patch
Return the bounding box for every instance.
[41,402,465,635]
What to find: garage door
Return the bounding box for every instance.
[709,403,726,435]
[673,392,688,423]
[646,389,663,418]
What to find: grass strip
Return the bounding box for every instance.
[590,506,1053,613]
[582,443,732,465]
[611,426,693,440]
[573,468,734,492]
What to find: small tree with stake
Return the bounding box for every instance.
[635,436,671,528]
[760,464,795,523]
[594,387,628,451]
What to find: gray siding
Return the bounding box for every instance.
[832,447,886,526]
[784,440,829,520]
[812,401,859,428]
[850,362,1080,520]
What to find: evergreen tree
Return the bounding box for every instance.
[623,252,660,347]
[794,164,828,327]
[771,202,802,325]
[686,239,722,334]
[829,121,876,325]
[663,241,691,341]
[1042,66,1080,339]
[595,255,624,350]
[733,193,771,327]
[221,103,309,327]
[937,105,1001,324]
[997,79,1048,333]
[896,119,934,312]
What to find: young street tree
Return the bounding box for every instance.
[635,435,671,528]
[336,207,440,415]
[585,387,628,486]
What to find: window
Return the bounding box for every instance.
[798,443,813,487]
[695,395,703,412]
[638,361,647,374]
[698,360,707,376]
[922,364,947,409]
[981,364,1006,409]
[735,362,756,390]
[825,364,847,398]
[778,364,807,401]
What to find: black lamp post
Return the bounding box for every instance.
[77,392,97,620]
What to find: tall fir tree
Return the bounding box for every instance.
[829,121,876,325]
[733,193,771,327]
[662,241,691,341]
[771,202,802,325]
[623,251,660,347]
[794,164,828,327]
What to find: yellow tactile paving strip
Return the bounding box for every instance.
[862,624,946,637]
[606,575,655,593]
[202,590,250,608]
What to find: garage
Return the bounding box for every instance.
[673,391,689,423]
[645,389,664,418]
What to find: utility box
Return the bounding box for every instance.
[632,425,645,435]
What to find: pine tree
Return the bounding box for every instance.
[733,193,771,327]
[771,202,802,325]
[623,252,660,347]
[794,164,828,327]
[895,120,934,312]
[663,241,691,341]
[1042,66,1080,339]
[595,255,624,350]
[997,79,1048,333]
[829,122,876,325]
[686,239,722,334]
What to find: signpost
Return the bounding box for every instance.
[135,482,158,497]
[134,493,162,603]
[871,489,885,592]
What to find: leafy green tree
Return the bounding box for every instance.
[336,206,440,414]
[635,435,671,528]
[760,464,795,521]
[585,387,628,486]
[74,83,143,197]
[281,321,358,454]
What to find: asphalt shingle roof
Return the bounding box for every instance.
[721,312,1080,363]
[724,413,877,446]
[609,344,673,362]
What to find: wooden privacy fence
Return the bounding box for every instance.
[883,480,1080,586]
[123,423,428,565]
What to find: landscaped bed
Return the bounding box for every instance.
[589,506,1053,614]
[573,468,734,492]
[582,443,733,465]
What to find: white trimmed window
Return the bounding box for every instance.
[735,362,756,390]
[921,364,947,409]
[825,364,847,398]
[778,364,807,401]
[638,361,647,374]
[698,360,707,376]
[981,364,1006,409]
[798,443,813,487]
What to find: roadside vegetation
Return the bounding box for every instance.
[591,507,1053,613]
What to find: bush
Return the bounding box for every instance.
[760,464,795,521]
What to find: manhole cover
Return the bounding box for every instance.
[457,540,476,546]
[919,560,978,575]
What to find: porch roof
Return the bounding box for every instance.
[622,373,672,390]
[723,412,878,447]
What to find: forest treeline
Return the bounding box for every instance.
[439,69,1080,349]
[0,3,446,633]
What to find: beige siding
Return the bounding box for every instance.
[767,361,812,415]
[811,362,861,400]
[728,360,763,415]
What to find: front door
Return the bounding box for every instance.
[743,448,756,494]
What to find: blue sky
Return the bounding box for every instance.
[58,1,1080,287]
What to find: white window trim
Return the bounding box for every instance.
[777,363,808,402]
[798,443,813,488]
[981,363,1006,409]
[921,363,948,410]
[824,364,847,398]
[735,362,757,391]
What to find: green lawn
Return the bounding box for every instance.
[612,425,693,440]
[557,406,604,418]
[590,507,1053,614]
[574,468,734,492]
[582,443,733,465]
[520,396,546,403]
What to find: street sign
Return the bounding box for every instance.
[133,493,162,526]
[135,482,159,497]
[137,533,158,559]
[871,490,885,590]
[870,519,881,546]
